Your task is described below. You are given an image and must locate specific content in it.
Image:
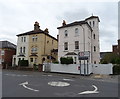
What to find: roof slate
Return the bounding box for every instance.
[0,41,16,49]
[17,29,58,41]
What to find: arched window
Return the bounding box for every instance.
[75,28,79,36]
[23,47,25,53]
[93,34,95,39]
[89,21,91,26]
[20,47,22,53]
[94,46,96,52]
[64,30,68,37]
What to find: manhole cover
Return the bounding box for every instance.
[48,81,70,87]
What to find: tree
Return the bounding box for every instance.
[101,53,120,64]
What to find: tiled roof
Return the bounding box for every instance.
[17,29,58,41]
[17,29,44,36]
[0,41,16,49]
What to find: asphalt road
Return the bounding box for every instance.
[2,70,119,98]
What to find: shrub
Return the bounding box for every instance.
[60,57,73,64]
[53,61,59,64]
[33,64,38,70]
[18,60,28,67]
[113,64,120,75]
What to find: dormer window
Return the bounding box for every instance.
[64,30,68,37]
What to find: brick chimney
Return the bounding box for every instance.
[62,20,66,26]
[34,21,40,31]
[44,28,49,33]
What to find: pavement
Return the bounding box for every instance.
[38,71,119,83]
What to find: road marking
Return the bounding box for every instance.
[48,75,52,76]
[19,81,39,92]
[48,81,70,87]
[78,85,99,95]
[5,74,31,77]
[63,78,74,81]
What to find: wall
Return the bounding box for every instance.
[92,64,113,74]
[43,63,113,75]
[16,35,29,65]
[43,63,92,75]
[58,24,92,64]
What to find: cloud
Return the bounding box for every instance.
[0,0,118,52]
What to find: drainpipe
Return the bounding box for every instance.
[81,25,86,76]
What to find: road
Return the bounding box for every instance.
[2,70,119,98]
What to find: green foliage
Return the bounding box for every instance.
[101,53,120,64]
[53,61,59,64]
[33,64,38,70]
[60,57,73,64]
[113,64,120,75]
[18,60,28,67]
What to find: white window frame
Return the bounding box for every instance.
[1,50,5,55]
[75,41,79,50]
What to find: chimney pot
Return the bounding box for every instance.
[34,21,40,31]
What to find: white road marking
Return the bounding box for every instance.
[63,78,74,81]
[78,85,99,95]
[19,81,39,92]
[48,75,52,76]
[5,74,31,77]
[48,81,70,87]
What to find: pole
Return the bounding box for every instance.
[79,60,81,75]
[87,59,88,75]
[81,25,86,76]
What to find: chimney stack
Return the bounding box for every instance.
[44,28,49,33]
[62,20,66,26]
[34,21,40,31]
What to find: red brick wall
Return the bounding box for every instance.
[112,45,118,54]
[0,48,16,66]
[118,39,120,55]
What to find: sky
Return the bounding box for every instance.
[0,0,119,52]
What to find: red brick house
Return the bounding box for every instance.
[0,41,16,69]
[112,39,120,56]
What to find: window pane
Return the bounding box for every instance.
[75,41,79,49]
[64,42,68,50]
[30,58,33,62]
[75,28,79,35]
[64,30,68,37]
[94,46,96,52]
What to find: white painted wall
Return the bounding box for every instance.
[86,18,100,64]
[43,63,92,75]
[58,24,92,64]
[15,35,29,65]
[43,63,113,75]
[92,64,113,74]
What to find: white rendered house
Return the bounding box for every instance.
[57,16,100,64]
[13,35,29,66]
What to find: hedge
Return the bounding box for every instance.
[18,60,29,67]
[60,57,73,64]
[113,64,120,75]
